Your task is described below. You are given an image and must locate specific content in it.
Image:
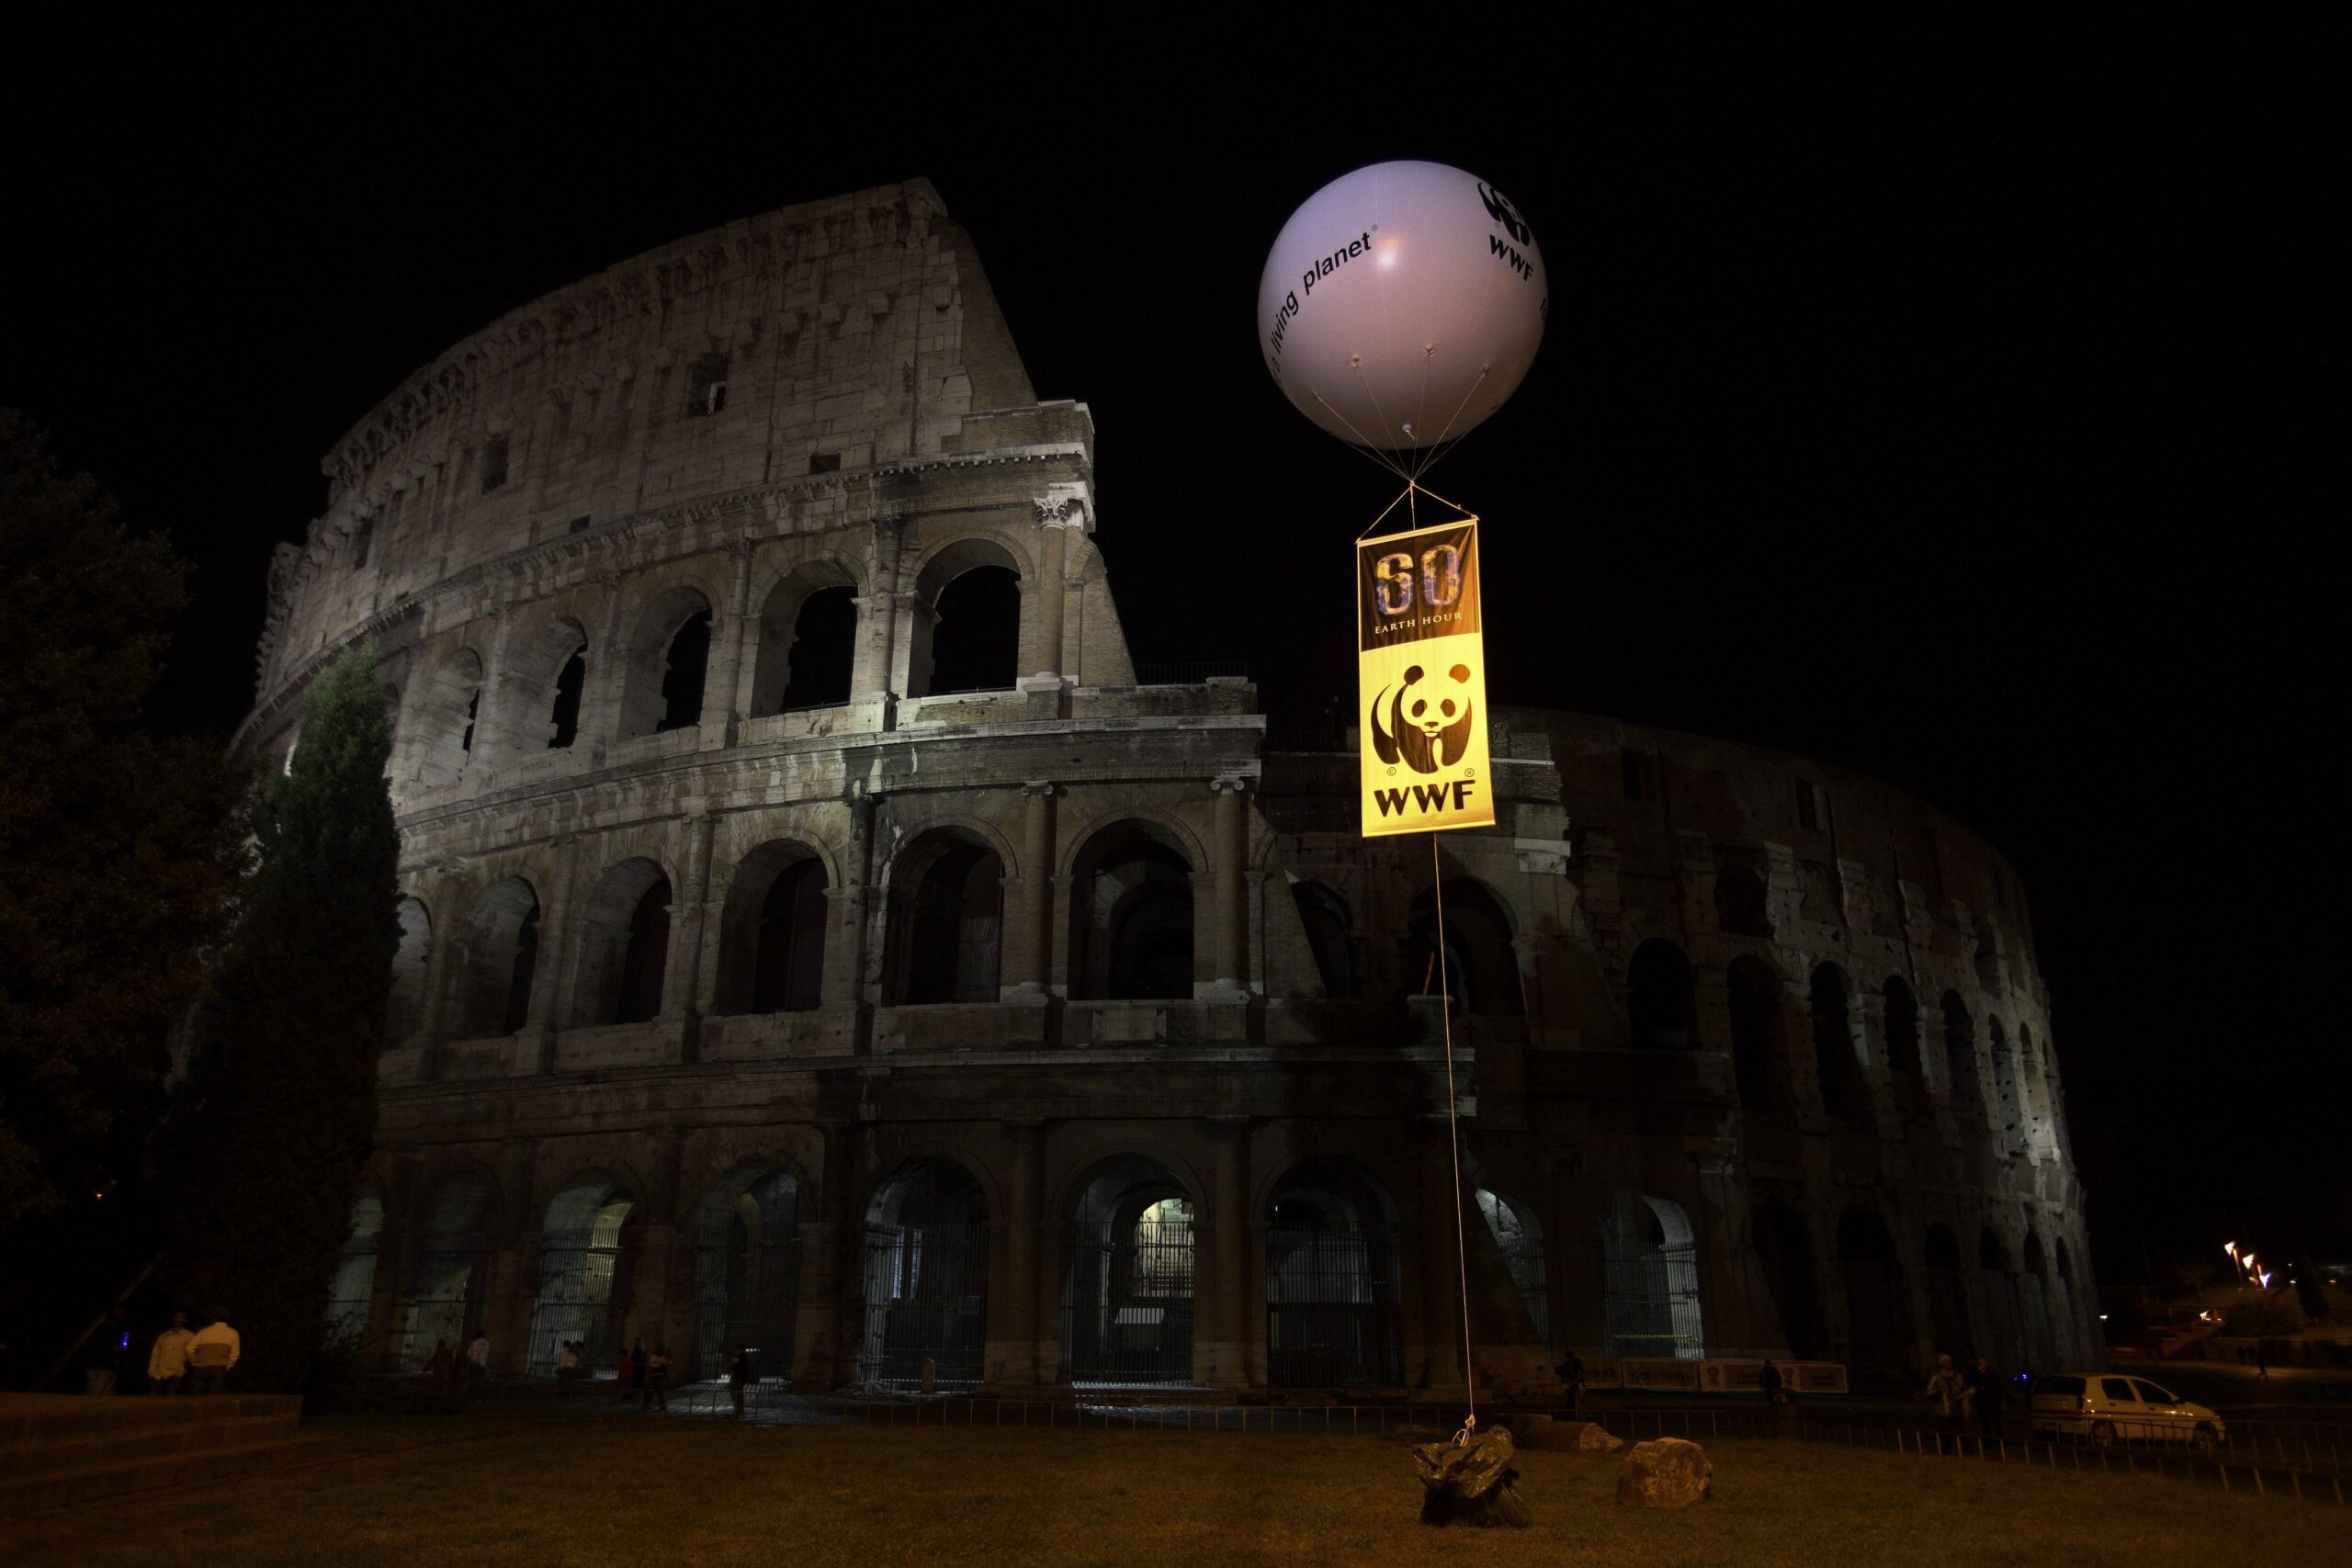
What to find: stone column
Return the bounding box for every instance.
[992,1121,1046,1386]
[526,834,582,1073]
[582,571,628,753]
[1028,497,1072,678]
[1009,783,1058,996]
[667,812,718,1059]
[704,539,755,744]
[485,1145,539,1376]
[373,1156,423,1371]
[1208,775,1252,995]
[468,603,515,781]
[848,515,905,725]
[1203,1117,1252,1388]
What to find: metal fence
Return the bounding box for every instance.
[1265,1226,1404,1388]
[1060,1218,1196,1385]
[860,1222,989,1391]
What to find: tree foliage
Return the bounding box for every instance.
[0,411,249,1235]
[165,640,400,1392]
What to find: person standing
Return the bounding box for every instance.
[557,1339,580,1397]
[82,1306,132,1395]
[187,1313,241,1394]
[148,1310,196,1395]
[1924,1354,1971,1437]
[466,1331,491,1399]
[1555,1348,1585,1416]
[729,1345,756,1418]
[629,1337,648,1405]
[641,1344,671,1412]
[1967,1356,2002,1441]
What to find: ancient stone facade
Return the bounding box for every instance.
[243,181,2095,1395]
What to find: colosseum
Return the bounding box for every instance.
[236,179,2097,1399]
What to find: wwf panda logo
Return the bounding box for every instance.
[1371,662,1476,775]
[1477,181,1532,247]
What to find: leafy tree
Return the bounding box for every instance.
[0,411,249,1237]
[165,640,400,1392]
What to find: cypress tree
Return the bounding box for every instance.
[166,640,400,1392]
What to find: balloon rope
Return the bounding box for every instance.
[1355,485,1418,542]
[1433,831,1476,1431]
[1310,390,1415,485]
[1408,350,1437,482]
[1408,366,1495,487]
[1350,361,1413,476]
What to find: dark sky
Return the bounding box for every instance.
[6,22,2331,1279]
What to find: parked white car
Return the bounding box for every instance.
[2029,1374,2226,1453]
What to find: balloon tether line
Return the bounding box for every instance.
[1432,831,1476,1440]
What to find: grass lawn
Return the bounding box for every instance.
[18,1412,2343,1567]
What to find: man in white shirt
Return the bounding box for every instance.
[148,1310,197,1395]
[466,1332,491,1395]
[187,1313,241,1394]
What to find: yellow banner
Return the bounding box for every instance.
[1357,516,1494,838]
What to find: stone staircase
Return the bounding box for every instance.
[0,1393,317,1513]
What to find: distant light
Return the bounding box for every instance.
[2098,1314,2109,1320]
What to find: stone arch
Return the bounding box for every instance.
[499,615,591,755]
[1941,991,1981,1116]
[909,536,1023,697]
[1979,1226,2020,1372]
[1264,1156,1404,1388]
[1599,1190,1703,1358]
[1922,1222,1971,1361]
[688,1162,802,1382]
[397,1168,499,1370]
[749,559,862,716]
[1810,963,1865,1121]
[1068,818,1195,1001]
[1626,938,1698,1049]
[385,896,432,1045]
[412,645,483,790]
[1883,976,1923,1100]
[449,876,541,1039]
[860,1157,992,1390]
[1406,878,1523,1016]
[526,1168,642,1375]
[1751,1200,1825,1359]
[1729,956,1791,1111]
[1476,1187,1551,1352]
[885,828,1006,1005]
[2052,1235,2083,1369]
[326,1183,385,1346]
[571,857,673,1027]
[2019,1229,2055,1370]
[1059,1154,1198,1386]
[1837,1209,1914,1382]
[713,840,828,1015]
[1290,880,1359,999]
[617,584,716,739]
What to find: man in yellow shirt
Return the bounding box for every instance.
[148,1310,197,1394]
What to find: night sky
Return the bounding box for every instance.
[6,23,2330,1280]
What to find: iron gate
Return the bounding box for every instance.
[1060,1217,1195,1384]
[861,1221,989,1390]
[1266,1225,1403,1387]
[1603,1244,1702,1359]
[526,1239,638,1376]
[396,1246,489,1371]
[694,1230,801,1382]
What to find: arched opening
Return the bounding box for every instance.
[1942,993,1981,1118]
[527,1171,641,1375]
[861,1159,989,1391]
[1265,1158,1404,1388]
[749,565,860,715]
[913,542,1022,696]
[1626,939,1697,1050]
[1291,881,1359,998]
[498,617,589,754]
[2053,1239,2083,1367]
[714,842,828,1015]
[1883,976,1924,1110]
[1406,880,1523,1016]
[691,1166,801,1382]
[1060,1156,1196,1386]
[1751,1201,1825,1359]
[1979,1228,2020,1373]
[412,648,483,790]
[618,588,716,739]
[1599,1191,1703,1359]
[1069,821,1193,1001]
[397,1173,495,1370]
[1728,957,1789,1111]
[1923,1224,1971,1362]
[385,897,431,1044]
[2019,1231,2054,1371]
[887,831,1005,1005]
[326,1188,383,1347]
[1713,858,1771,938]
[548,644,586,748]
[571,860,672,1027]
[1837,1210,1913,1382]
[450,877,539,1039]
[1810,964,1863,1120]
[1476,1189,1551,1353]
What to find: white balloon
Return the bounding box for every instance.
[1259,161,1547,452]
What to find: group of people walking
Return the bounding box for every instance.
[1923,1353,2013,1438]
[80,1306,241,1395]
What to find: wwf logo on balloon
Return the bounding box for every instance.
[1371,662,1477,775]
[1477,181,1532,246]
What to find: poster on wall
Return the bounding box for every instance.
[1356,516,1495,838]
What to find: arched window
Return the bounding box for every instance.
[1407,880,1522,1016]
[888,833,1005,1004]
[2019,1232,2054,1370]
[450,878,539,1040]
[398,1173,495,1370]
[1728,957,1788,1111]
[495,617,590,755]
[1290,881,1358,998]
[413,648,483,790]
[1883,976,1923,1102]
[1713,859,1771,938]
[618,588,716,739]
[1979,1228,2019,1372]
[1941,992,1981,1117]
[1626,939,1697,1049]
[1600,1191,1703,1358]
[385,897,431,1045]
[691,1166,800,1382]
[1923,1224,1970,1362]
[2053,1239,2083,1369]
[1266,1158,1403,1387]
[1751,1202,1824,1359]
[910,539,1022,697]
[1810,964,1862,1120]
[715,843,828,1015]
[861,1160,989,1391]
[1838,1211,1914,1381]
[527,1171,640,1374]
[572,860,672,1027]
[749,565,860,715]
[548,644,586,748]
[327,1188,384,1347]
[1476,1189,1551,1352]
[1062,1156,1197,1386]
[1069,822,1193,1001]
